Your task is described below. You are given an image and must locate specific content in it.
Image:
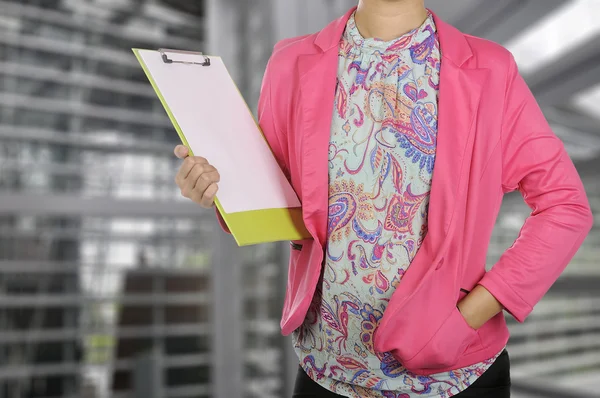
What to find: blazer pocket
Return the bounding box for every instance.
[401,306,479,370]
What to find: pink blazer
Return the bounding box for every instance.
[217,8,593,375]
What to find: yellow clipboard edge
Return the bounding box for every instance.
[227,206,309,246]
[132,48,310,246]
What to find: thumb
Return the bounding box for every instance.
[174,145,189,159]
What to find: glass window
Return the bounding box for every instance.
[13,108,70,130]
[505,0,600,72]
[572,84,600,119]
[0,15,21,32]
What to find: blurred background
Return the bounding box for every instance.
[0,0,599,397]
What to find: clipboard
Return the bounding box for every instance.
[133,48,310,246]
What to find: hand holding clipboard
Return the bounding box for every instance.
[174,145,220,209]
[133,48,310,246]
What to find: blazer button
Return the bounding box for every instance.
[435,257,445,270]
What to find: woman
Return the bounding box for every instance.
[174,0,593,396]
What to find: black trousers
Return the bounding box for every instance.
[293,350,511,397]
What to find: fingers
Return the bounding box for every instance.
[190,167,220,208]
[174,150,219,209]
[194,168,221,187]
[186,165,219,195]
[174,145,189,159]
[199,183,219,208]
[175,156,208,187]
[180,164,220,208]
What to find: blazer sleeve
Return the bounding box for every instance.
[477,55,594,322]
[215,48,290,233]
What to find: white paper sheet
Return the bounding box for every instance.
[137,49,301,213]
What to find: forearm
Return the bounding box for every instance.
[457,285,503,330]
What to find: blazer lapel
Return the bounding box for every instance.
[295,9,353,247]
[380,14,491,308]
[425,63,489,251]
[297,48,339,247]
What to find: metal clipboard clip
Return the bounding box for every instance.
[158,48,211,66]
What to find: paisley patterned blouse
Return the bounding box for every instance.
[292,12,501,398]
